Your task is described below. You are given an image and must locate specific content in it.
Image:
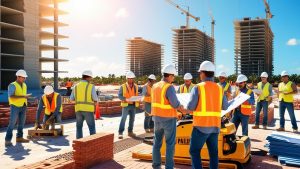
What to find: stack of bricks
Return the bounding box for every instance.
[293,99,300,110]
[16,158,74,169]
[249,104,274,125]
[73,133,114,169]
[0,107,10,128]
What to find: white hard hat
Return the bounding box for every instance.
[198,61,215,72]
[218,71,227,78]
[236,74,248,83]
[82,70,93,77]
[44,85,54,95]
[148,74,156,80]
[183,73,193,80]
[16,69,28,77]
[162,64,177,75]
[126,71,136,78]
[260,72,268,78]
[281,71,289,77]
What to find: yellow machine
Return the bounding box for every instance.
[132,116,251,169]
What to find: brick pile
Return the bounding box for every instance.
[73,133,114,169]
[16,133,114,169]
[249,104,274,125]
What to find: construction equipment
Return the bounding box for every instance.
[27,125,64,138]
[132,115,251,169]
[263,0,273,19]
[165,0,200,28]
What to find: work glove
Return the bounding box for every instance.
[45,114,55,125]
[34,121,42,130]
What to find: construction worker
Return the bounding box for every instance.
[186,61,229,169]
[152,64,184,169]
[35,85,62,130]
[277,71,298,133]
[65,79,73,96]
[231,74,255,136]
[252,72,273,130]
[70,70,98,139]
[118,71,140,139]
[142,74,156,133]
[178,73,195,93]
[5,70,31,146]
[218,71,232,99]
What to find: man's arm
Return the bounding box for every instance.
[36,98,44,121]
[187,86,199,111]
[53,95,62,116]
[142,85,148,96]
[248,92,255,105]
[91,85,98,102]
[166,86,181,109]
[118,86,126,101]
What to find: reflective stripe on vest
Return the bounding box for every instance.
[237,88,253,115]
[42,92,63,115]
[142,83,152,103]
[75,82,95,112]
[151,81,177,118]
[120,83,139,107]
[180,83,195,93]
[192,82,223,129]
[8,82,27,107]
[279,81,294,103]
[257,82,270,101]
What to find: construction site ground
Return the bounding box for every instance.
[0,108,300,169]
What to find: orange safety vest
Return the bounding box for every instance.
[151,81,177,118]
[120,83,139,107]
[236,88,253,116]
[66,81,72,88]
[142,83,152,103]
[193,82,223,129]
[42,92,63,115]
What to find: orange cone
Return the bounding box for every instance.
[95,103,101,120]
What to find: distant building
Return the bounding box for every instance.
[173,26,215,78]
[126,37,163,77]
[234,17,274,76]
[0,0,68,90]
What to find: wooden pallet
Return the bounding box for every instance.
[27,125,64,138]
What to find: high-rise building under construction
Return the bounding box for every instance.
[0,0,68,90]
[234,17,273,76]
[126,37,163,77]
[173,26,215,78]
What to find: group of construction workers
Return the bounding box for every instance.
[4,62,298,169]
[117,60,298,169]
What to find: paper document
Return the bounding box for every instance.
[176,93,191,109]
[252,89,262,94]
[128,96,143,102]
[221,92,250,117]
[26,93,32,97]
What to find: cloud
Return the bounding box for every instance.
[115,8,129,18]
[216,64,231,74]
[221,48,229,53]
[58,56,125,77]
[287,38,298,46]
[91,31,116,38]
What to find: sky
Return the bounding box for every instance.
[44,0,300,77]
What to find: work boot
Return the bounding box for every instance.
[5,141,12,147]
[276,127,285,132]
[252,125,259,129]
[118,134,123,139]
[128,132,136,137]
[16,137,30,143]
[263,125,267,130]
[293,129,298,133]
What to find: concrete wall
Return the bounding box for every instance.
[23,0,40,89]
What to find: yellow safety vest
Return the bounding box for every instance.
[218,82,230,92]
[74,81,95,112]
[8,81,27,107]
[42,92,63,115]
[179,83,195,93]
[279,81,294,103]
[120,83,140,107]
[257,82,270,101]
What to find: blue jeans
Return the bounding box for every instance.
[152,118,176,169]
[43,112,62,123]
[118,105,136,134]
[144,113,154,130]
[5,105,27,141]
[189,128,219,169]
[255,101,269,126]
[279,101,298,130]
[75,112,96,139]
[231,110,249,136]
